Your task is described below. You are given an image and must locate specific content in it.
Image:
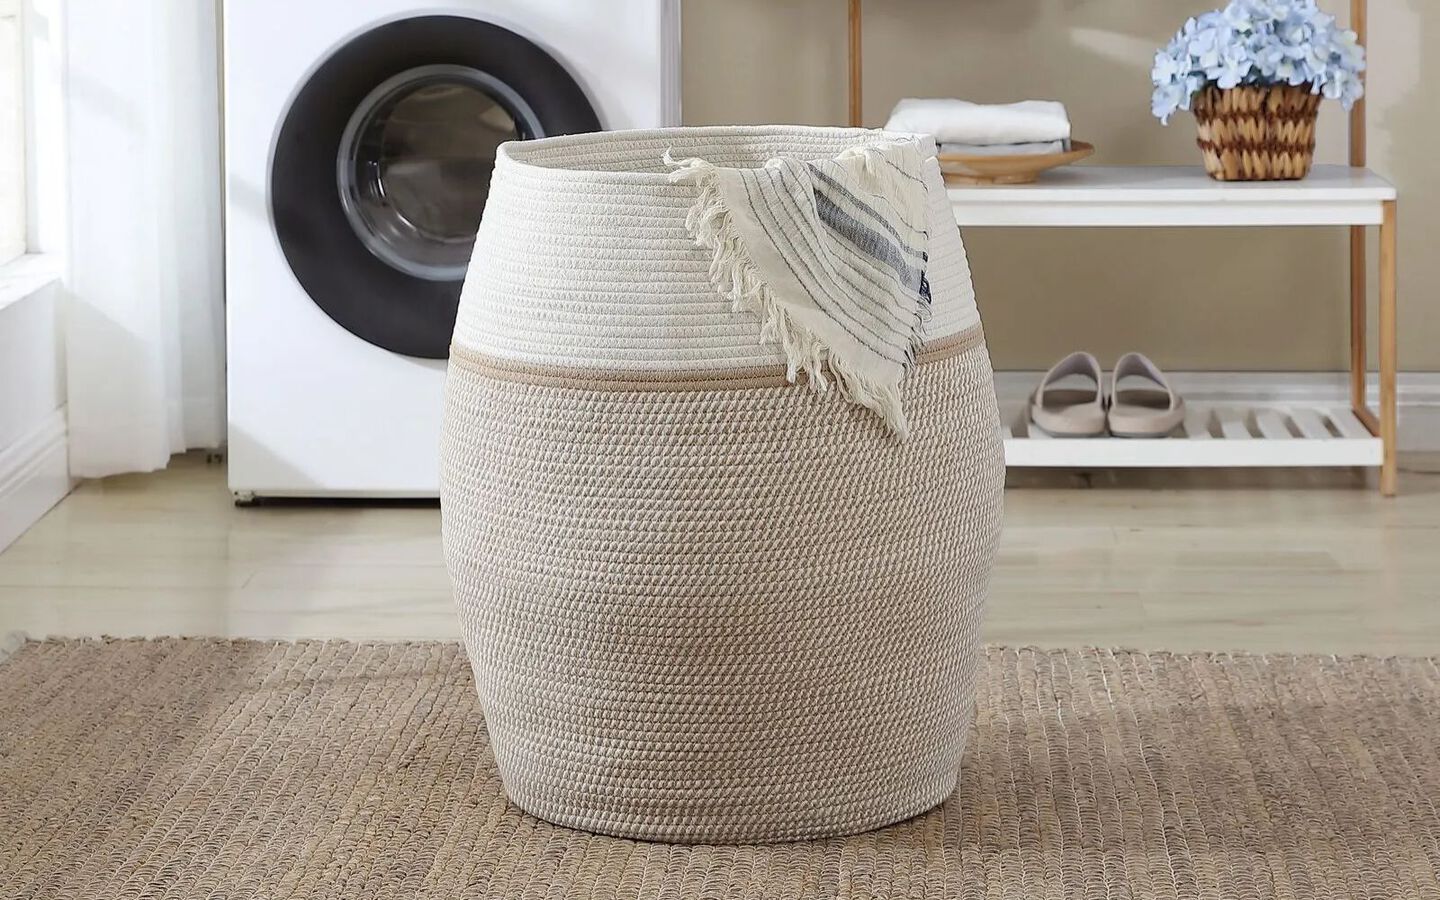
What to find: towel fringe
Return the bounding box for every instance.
[666,150,911,438]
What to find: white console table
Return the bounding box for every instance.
[950,166,1397,489]
[848,0,1399,495]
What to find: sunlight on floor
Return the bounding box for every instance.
[2,452,1438,654]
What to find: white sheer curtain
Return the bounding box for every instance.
[64,1,225,477]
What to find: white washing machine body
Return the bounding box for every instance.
[224,0,681,498]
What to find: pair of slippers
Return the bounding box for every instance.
[1030,352,1185,438]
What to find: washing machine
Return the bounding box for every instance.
[224,0,681,498]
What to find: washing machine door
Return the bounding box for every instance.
[271,15,600,359]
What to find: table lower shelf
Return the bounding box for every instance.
[1000,402,1382,468]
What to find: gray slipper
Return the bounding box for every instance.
[1030,352,1106,437]
[1108,352,1184,438]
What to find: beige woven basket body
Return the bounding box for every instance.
[1193,84,1321,181]
[441,126,1005,844]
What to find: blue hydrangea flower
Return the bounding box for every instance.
[1151,0,1366,124]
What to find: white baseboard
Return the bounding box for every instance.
[993,371,1440,452]
[0,408,73,553]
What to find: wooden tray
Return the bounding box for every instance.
[940,141,1095,185]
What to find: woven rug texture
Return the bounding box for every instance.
[2,639,1438,899]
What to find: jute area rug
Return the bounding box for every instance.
[3,640,1438,899]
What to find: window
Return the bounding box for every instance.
[0,0,24,265]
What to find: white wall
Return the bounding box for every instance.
[0,279,68,552]
[0,283,61,450]
[0,0,68,552]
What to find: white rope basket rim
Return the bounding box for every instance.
[456,124,977,384]
[498,124,925,183]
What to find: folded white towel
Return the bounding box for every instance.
[887,99,1071,145]
[939,140,1069,157]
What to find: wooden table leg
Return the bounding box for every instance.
[1350,226,1367,412]
[848,0,863,127]
[1379,199,1398,496]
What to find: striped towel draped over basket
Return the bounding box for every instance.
[667,139,934,436]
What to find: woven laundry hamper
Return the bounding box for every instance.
[441,125,1005,844]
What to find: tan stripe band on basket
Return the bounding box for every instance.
[449,324,986,392]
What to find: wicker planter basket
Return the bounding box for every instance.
[441,126,1005,843]
[1192,84,1322,181]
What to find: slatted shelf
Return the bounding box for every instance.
[1000,403,1382,468]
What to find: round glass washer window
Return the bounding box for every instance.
[337,64,541,282]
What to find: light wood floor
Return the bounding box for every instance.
[2,453,1438,654]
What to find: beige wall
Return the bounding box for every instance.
[682,0,1436,371]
